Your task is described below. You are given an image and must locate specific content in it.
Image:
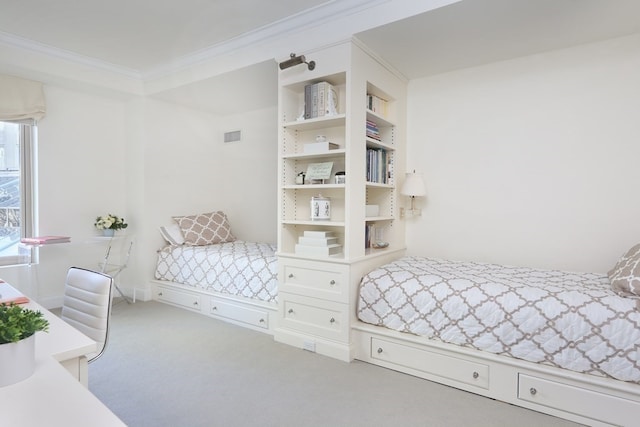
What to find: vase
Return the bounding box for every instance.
[102,229,115,237]
[0,334,35,387]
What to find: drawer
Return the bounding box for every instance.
[156,286,202,312]
[279,293,348,341]
[280,262,348,303]
[518,374,640,426]
[371,337,489,389]
[210,298,269,329]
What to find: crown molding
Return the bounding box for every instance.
[0,30,142,80]
[141,0,388,80]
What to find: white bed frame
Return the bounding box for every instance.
[150,278,640,426]
[352,321,640,426]
[151,280,277,334]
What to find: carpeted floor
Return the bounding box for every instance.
[88,301,582,427]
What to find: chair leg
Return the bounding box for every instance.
[113,283,133,304]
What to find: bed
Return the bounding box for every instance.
[353,247,640,426]
[151,211,278,332]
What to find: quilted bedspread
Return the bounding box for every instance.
[357,256,640,383]
[154,241,278,303]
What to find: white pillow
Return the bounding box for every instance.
[159,223,185,246]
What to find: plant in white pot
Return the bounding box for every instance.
[0,303,49,387]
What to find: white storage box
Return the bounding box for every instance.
[303,141,339,154]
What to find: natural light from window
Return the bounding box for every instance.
[0,122,24,260]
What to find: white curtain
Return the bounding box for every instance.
[0,74,46,121]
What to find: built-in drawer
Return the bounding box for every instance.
[371,337,489,389]
[279,292,348,341]
[518,374,640,426]
[155,286,202,312]
[280,261,348,303]
[210,298,269,329]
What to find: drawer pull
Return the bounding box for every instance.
[193,301,199,306]
[212,306,217,311]
[259,318,265,323]
[472,371,479,379]
[288,308,294,314]
[329,280,336,285]
[329,317,336,324]
[529,388,537,396]
[158,292,163,296]
[377,347,383,354]
[288,273,294,278]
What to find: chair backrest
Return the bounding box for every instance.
[60,267,113,363]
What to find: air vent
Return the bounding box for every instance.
[224,130,241,143]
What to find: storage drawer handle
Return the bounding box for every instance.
[377,347,383,354]
[529,388,537,396]
[158,292,163,296]
[193,301,198,306]
[259,318,265,323]
[288,273,294,278]
[329,280,336,285]
[288,308,294,314]
[212,306,217,311]
[472,371,479,379]
[329,317,336,324]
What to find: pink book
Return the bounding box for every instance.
[20,235,71,245]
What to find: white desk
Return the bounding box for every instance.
[0,287,125,426]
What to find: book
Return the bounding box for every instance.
[298,236,339,246]
[295,243,342,256]
[21,235,71,245]
[0,282,30,305]
[303,230,335,238]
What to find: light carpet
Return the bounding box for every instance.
[88,301,582,427]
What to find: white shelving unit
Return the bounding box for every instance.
[274,40,408,361]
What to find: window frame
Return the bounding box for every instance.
[0,119,37,267]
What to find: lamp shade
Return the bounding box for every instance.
[400,172,426,197]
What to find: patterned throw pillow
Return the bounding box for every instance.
[172,211,236,246]
[159,223,185,246]
[608,243,640,297]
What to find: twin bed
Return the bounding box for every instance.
[153,212,639,425]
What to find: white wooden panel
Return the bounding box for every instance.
[518,374,640,426]
[279,293,348,341]
[371,337,489,389]
[210,298,268,329]
[156,286,202,312]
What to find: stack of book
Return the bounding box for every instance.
[366,120,381,141]
[20,235,71,245]
[295,231,342,256]
[366,147,390,184]
[304,81,338,119]
[366,94,389,116]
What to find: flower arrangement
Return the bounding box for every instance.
[94,214,128,231]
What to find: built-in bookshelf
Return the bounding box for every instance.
[275,40,407,361]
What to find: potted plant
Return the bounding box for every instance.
[0,303,49,386]
[95,213,128,237]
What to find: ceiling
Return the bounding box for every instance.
[1,0,639,114]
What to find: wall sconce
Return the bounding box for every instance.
[279,53,316,71]
[400,170,426,218]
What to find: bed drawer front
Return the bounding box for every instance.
[518,374,640,425]
[156,286,202,312]
[279,293,348,341]
[210,299,268,329]
[280,262,348,303]
[371,337,489,389]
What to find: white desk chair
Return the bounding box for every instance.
[60,267,113,363]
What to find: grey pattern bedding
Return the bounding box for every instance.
[154,241,278,303]
[357,256,640,383]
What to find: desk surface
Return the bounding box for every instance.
[0,285,125,426]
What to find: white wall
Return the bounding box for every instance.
[406,34,640,273]
[0,84,129,302]
[137,99,277,296]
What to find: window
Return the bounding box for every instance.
[0,120,36,266]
